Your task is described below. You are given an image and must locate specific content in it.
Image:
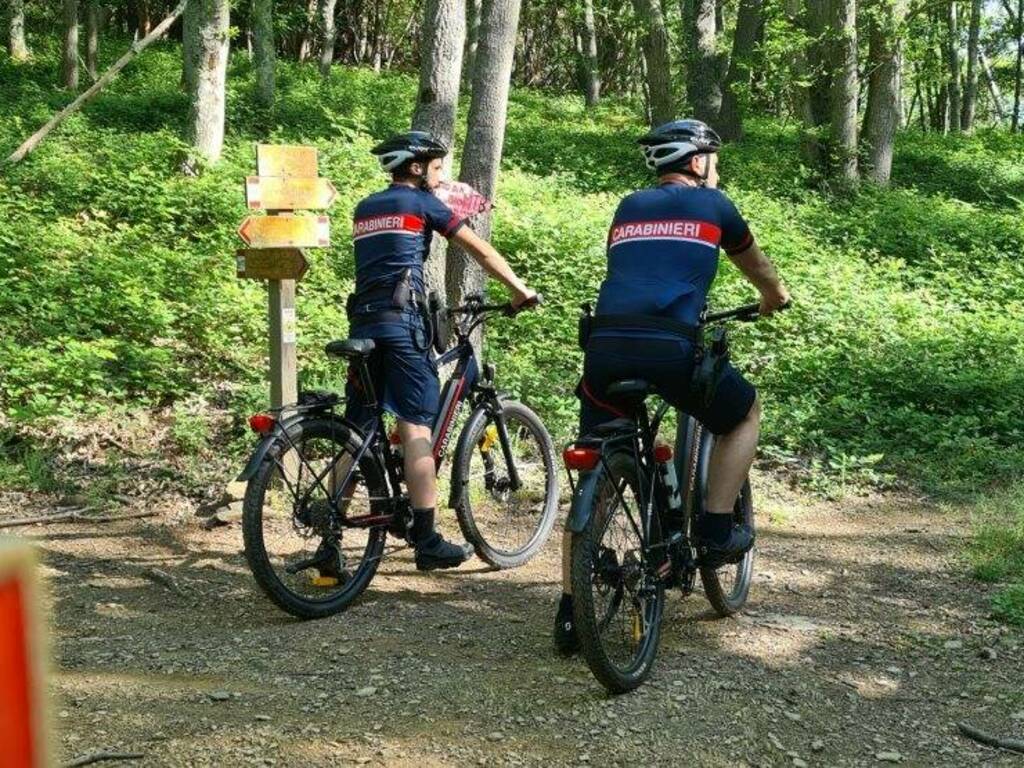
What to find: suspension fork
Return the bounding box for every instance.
[487,398,523,491]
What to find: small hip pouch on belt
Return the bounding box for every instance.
[691,326,730,407]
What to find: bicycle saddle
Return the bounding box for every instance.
[589,418,636,436]
[325,339,376,359]
[605,379,654,402]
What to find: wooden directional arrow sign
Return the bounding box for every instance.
[256,144,318,178]
[245,176,338,211]
[236,248,309,281]
[237,215,330,248]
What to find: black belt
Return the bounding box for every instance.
[349,309,417,325]
[347,287,425,317]
[591,314,699,341]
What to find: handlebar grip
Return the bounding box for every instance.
[506,293,543,316]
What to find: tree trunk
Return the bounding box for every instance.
[862,0,906,183]
[960,0,981,129]
[137,1,151,37]
[252,0,275,108]
[945,0,961,131]
[686,0,723,127]
[86,1,100,81]
[63,0,80,90]
[580,0,601,106]
[318,0,339,76]
[187,0,229,163]
[718,0,761,140]
[633,0,673,125]
[980,50,1005,121]
[829,0,858,180]
[9,0,30,60]
[298,0,316,61]
[182,0,198,92]
[413,0,466,296]
[1015,0,1023,131]
[448,0,522,308]
[464,0,482,86]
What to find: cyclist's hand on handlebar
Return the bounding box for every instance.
[759,284,791,316]
[510,288,541,313]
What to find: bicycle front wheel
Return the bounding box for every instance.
[452,400,559,569]
[571,452,664,694]
[242,417,388,620]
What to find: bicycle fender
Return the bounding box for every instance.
[565,465,605,533]
[235,414,356,482]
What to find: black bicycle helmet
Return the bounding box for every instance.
[371,131,449,172]
[638,119,722,173]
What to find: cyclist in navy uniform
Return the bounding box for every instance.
[346,131,536,571]
[554,119,790,652]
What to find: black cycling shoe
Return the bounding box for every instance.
[414,532,473,571]
[553,594,580,656]
[697,523,755,568]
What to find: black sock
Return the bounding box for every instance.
[699,513,732,545]
[411,507,436,544]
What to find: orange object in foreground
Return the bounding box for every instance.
[0,540,49,768]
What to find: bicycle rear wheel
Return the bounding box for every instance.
[242,417,388,619]
[571,452,664,694]
[452,400,558,569]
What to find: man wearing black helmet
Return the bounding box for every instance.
[346,131,537,571]
[554,119,790,653]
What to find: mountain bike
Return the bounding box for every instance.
[563,302,772,693]
[239,294,559,619]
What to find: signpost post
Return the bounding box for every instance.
[237,144,335,415]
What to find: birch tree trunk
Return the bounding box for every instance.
[580,0,601,106]
[686,0,723,127]
[1014,0,1023,131]
[63,0,80,90]
[980,50,1005,122]
[945,0,961,132]
[633,0,674,125]
[252,0,275,108]
[961,0,981,129]
[9,0,30,60]
[187,0,229,163]
[448,0,522,308]
[829,0,859,180]
[413,0,467,296]
[318,0,339,76]
[86,1,100,81]
[863,0,907,183]
[719,0,762,140]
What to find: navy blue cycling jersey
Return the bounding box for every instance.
[595,183,753,328]
[351,184,465,299]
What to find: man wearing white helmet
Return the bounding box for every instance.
[346,131,537,571]
[554,119,790,653]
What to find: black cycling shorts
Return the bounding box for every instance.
[577,334,756,437]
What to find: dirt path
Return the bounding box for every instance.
[4,474,1022,767]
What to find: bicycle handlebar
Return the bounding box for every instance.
[703,300,790,324]
[450,293,544,318]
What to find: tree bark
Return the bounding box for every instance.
[182,0,198,93]
[252,0,274,108]
[187,0,229,163]
[863,0,906,183]
[829,0,859,180]
[464,0,482,86]
[298,0,317,61]
[63,0,80,90]
[9,0,30,59]
[718,0,761,140]
[960,0,981,129]
[633,0,674,125]
[580,0,601,106]
[945,0,961,131]
[686,0,723,127]
[448,0,522,308]
[318,0,339,76]
[1015,0,1023,131]
[413,0,466,296]
[85,1,100,81]
[980,50,1005,121]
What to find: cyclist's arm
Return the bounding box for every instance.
[727,241,790,315]
[449,226,535,306]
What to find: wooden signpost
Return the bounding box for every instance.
[0,539,50,768]
[237,144,336,413]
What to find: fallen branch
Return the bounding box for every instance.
[5,0,188,164]
[958,722,1024,754]
[0,509,156,529]
[64,751,146,768]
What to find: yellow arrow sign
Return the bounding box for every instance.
[245,176,338,211]
[236,248,310,281]
[237,215,330,248]
[256,144,318,178]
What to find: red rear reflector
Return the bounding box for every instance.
[248,413,276,434]
[563,446,600,471]
[389,429,402,446]
[653,444,673,463]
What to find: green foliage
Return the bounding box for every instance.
[1,44,1023,503]
[970,487,1024,626]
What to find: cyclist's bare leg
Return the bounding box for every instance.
[397,421,435,508]
[706,395,761,514]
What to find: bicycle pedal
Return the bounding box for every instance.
[309,575,339,587]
